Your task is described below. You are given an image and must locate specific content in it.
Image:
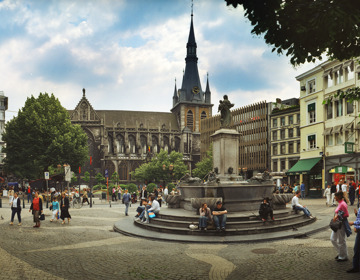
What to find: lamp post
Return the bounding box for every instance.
[162,163,174,186]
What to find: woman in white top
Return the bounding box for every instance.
[10,192,22,225]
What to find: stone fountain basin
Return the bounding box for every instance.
[179,182,274,212]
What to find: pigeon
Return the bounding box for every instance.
[1,215,3,220]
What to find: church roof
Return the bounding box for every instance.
[70,109,180,131]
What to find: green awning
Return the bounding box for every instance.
[286,157,322,175]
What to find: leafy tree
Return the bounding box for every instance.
[192,144,213,179]
[3,93,88,179]
[127,183,138,194]
[225,0,360,65]
[111,171,119,185]
[147,183,157,193]
[167,182,175,192]
[131,149,188,184]
[95,172,105,186]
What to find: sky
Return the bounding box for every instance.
[0,0,319,121]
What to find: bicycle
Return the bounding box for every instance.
[71,195,82,209]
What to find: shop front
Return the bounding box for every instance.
[286,157,323,198]
[328,166,355,185]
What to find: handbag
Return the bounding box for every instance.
[148,211,156,218]
[330,218,342,232]
[39,214,45,221]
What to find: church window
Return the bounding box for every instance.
[140,135,147,154]
[129,135,136,154]
[163,136,169,152]
[201,111,207,120]
[187,110,194,131]
[119,162,127,180]
[152,135,159,154]
[116,135,125,154]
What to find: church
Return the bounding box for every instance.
[69,14,213,183]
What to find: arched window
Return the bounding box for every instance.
[116,135,125,154]
[175,137,181,152]
[140,135,147,154]
[187,110,194,131]
[119,162,127,180]
[163,136,169,152]
[129,135,136,154]
[201,111,207,120]
[152,135,159,154]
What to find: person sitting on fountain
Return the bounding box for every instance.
[212,201,228,232]
[199,203,212,231]
[136,195,160,223]
[291,190,313,219]
[135,199,147,218]
[259,197,274,222]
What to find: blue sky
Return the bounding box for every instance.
[0,0,318,121]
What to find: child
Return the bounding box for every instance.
[50,196,60,222]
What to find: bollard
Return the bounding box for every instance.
[0,198,2,208]
[23,197,25,209]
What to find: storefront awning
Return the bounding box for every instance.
[329,166,355,174]
[333,125,343,133]
[323,127,332,135]
[286,157,322,175]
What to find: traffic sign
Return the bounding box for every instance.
[105,169,109,178]
[44,172,49,180]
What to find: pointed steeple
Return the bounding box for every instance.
[205,73,211,104]
[173,78,178,107]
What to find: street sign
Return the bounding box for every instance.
[345,142,354,153]
[105,169,109,178]
[65,165,71,182]
[44,172,49,180]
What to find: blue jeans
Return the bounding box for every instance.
[27,193,32,203]
[125,203,130,215]
[294,206,311,217]
[139,206,150,220]
[213,214,227,229]
[353,231,360,270]
[301,190,305,199]
[199,216,208,228]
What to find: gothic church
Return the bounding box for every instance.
[69,14,213,182]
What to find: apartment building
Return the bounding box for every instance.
[270,98,300,185]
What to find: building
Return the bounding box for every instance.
[200,101,269,179]
[0,91,8,176]
[69,14,212,182]
[270,98,300,185]
[322,59,360,185]
[288,65,326,197]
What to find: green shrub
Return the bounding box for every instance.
[101,185,107,190]
[147,183,157,193]
[92,185,101,190]
[127,183,138,194]
[167,183,175,192]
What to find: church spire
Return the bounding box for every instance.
[173,78,178,107]
[205,73,211,104]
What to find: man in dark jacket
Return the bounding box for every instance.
[331,182,337,206]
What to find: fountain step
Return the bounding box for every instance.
[150,213,309,229]
[156,209,293,222]
[134,215,316,236]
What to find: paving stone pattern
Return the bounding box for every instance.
[0,198,359,279]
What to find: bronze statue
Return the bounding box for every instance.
[218,95,234,127]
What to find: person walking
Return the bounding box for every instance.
[342,181,350,204]
[9,192,21,226]
[331,182,337,206]
[27,185,32,203]
[347,207,360,273]
[60,192,71,224]
[349,180,356,206]
[29,191,43,228]
[300,182,306,199]
[331,191,350,262]
[324,185,331,207]
[82,189,89,205]
[50,196,59,222]
[122,189,131,216]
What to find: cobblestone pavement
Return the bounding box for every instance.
[0,197,359,280]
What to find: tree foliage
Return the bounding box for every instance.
[3,93,89,179]
[131,149,188,184]
[192,144,213,180]
[225,0,360,65]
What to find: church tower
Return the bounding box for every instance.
[171,11,213,167]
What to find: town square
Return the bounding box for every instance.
[1,0,360,279]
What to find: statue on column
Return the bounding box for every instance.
[218,95,234,128]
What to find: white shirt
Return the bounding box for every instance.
[336,184,340,192]
[11,197,19,208]
[291,196,302,208]
[149,199,160,212]
[341,184,347,193]
[163,188,168,195]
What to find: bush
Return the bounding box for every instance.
[168,183,175,192]
[127,183,138,194]
[101,185,107,190]
[147,183,157,193]
[92,185,102,190]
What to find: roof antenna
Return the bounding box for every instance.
[191,0,193,16]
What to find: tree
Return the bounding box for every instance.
[192,145,213,180]
[95,172,105,186]
[3,93,89,179]
[131,149,188,184]
[225,0,360,65]
[111,171,119,186]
